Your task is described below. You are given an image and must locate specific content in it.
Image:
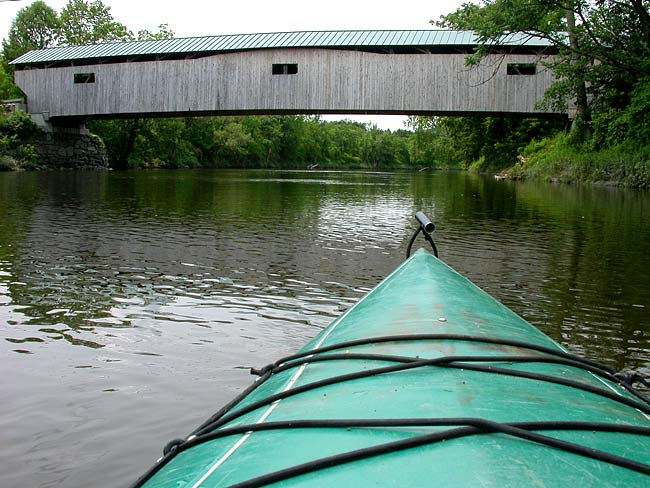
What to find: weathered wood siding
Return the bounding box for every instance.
[15,49,558,119]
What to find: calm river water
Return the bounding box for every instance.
[0,169,649,487]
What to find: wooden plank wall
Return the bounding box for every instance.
[15,49,559,119]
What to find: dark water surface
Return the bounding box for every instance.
[1,170,649,487]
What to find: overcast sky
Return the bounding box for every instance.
[0,0,466,129]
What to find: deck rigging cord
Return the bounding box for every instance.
[156,419,650,488]
[191,346,650,437]
[245,333,650,407]
[250,333,617,376]
[130,336,650,487]
[136,415,650,487]
[219,421,650,488]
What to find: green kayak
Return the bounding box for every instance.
[133,249,650,488]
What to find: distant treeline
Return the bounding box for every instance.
[0,107,564,171]
[85,115,564,171]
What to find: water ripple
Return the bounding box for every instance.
[0,170,648,488]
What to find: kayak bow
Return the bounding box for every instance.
[133,223,650,488]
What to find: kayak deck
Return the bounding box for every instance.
[135,250,650,487]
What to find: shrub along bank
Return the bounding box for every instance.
[496,79,650,189]
[504,135,650,188]
[0,111,39,171]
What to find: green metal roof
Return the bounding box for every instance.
[11,30,553,65]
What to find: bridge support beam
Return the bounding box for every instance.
[30,112,88,135]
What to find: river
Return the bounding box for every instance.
[0,169,648,487]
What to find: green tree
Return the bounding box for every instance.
[275,116,308,163]
[289,116,329,165]
[437,0,650,143]
[438,117,488,165]
[88,118,141,169]
[137,24,174,41]
[362,124,405,169]
[183,117,222,165]
[59,0,131,45]
[2,1,60,67]
[130,118,198,167]
[0,61,22,100]
[406,116,457,168]
[438,116,564,170]
[240,116,284,166]
[212,120,255,166]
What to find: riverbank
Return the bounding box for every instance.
[494,134,650,189]
[0,111,108,171]
[4,110,650,188]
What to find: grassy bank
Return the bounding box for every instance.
[497,134,650,189]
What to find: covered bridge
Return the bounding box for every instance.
[10,30,562,128]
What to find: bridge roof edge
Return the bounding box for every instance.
[10,29,555,66]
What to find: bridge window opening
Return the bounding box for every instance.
[507,63,536,75]
[272,63,298,75]
[74,73,96,84]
